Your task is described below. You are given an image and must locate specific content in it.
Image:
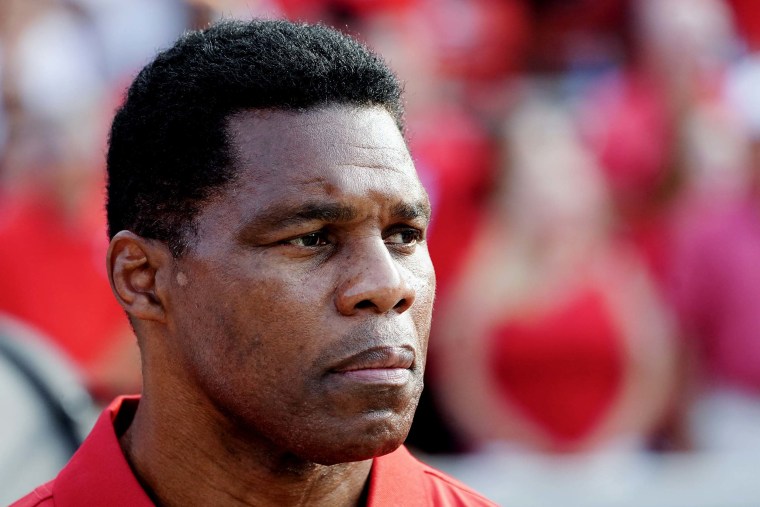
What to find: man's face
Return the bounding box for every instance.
[164,105,435,465]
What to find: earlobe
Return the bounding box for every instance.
[107,231,170,323]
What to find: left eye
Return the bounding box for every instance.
[385,229,422,245]
[287,232,330,247]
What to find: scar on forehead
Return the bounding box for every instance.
[176,272,188,286]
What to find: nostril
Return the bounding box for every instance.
[355,300,375,309]
[393,299,407,310]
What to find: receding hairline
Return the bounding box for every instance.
[223,102,410,175]
[224,102,405,134]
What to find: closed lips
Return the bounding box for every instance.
[330,346,415,372]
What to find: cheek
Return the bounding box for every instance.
[174,272,329,417]
[407,255,436,355]
[411,251,436,308]
[201,265,330,367]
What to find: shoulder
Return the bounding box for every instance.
[417,460,499,506]
[9,481,55,507]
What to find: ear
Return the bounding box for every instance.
[107,231,172,323]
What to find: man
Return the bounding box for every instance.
[13,19,495,506]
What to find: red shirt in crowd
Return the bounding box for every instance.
[0,191,127,371]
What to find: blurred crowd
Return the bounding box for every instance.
[3,0,760,502]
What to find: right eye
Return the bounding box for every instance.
[285,231,330,247]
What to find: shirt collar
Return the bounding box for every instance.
[52,395,429,507]
[54,395,153,507]
[367,444,429,507]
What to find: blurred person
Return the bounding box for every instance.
[662,52,760,452]
[12,19,495,506]
[0,0,141,398]
[0,313,97,505]
[432,92,678,452]
[577,69,693,449]
[563,0,746,450]
[605,0,760,451]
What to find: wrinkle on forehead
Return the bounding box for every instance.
[335,163,406,174]
[343,143,412,160]
[342,142,412,170]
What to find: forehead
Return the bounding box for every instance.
[209,105,424,221]
[227,105,412,178]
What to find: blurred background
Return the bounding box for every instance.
[3,0,760,505]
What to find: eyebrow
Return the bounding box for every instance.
[242,198,432,237]
[391,200,432,223]
[276,202,359,227]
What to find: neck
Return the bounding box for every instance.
[120,384,372,507]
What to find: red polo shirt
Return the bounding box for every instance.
[12,397,495,506]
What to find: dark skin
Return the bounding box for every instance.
[107,105,436,506]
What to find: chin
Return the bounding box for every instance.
[310,438,406,466]
[303,412,413,465]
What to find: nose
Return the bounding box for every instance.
[335,239,416,316]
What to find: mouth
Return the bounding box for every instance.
[328,346,415,385]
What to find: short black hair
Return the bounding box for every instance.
[106,19,404,256]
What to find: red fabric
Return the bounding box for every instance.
[11,396,495,507]
[488,288,625,445]
[0,191,125,369]
[726,0,760,51]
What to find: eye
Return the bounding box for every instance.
[286,231,330,247]
[385,228,422,245]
